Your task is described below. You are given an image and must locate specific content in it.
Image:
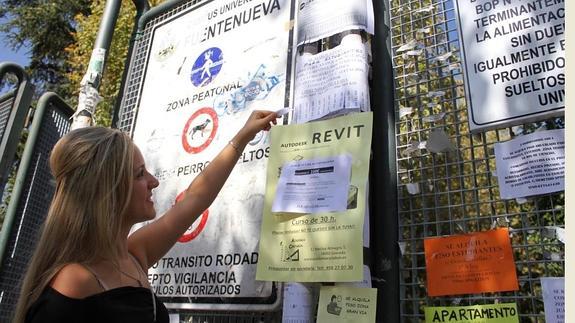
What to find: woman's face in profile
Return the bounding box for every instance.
[125,146,159,223]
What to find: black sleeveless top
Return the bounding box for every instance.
[25,286,169,323]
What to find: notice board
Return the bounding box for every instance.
[454,0,564,132]
[130,0,294,310]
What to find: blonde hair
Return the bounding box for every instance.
[13,126,135,323]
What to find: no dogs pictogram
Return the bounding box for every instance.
[182,107,219,154]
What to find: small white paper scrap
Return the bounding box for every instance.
[427,179,434,191]
[275,107,291,117]
[515,197,529,204]
[169,314,179,323]
[426,130,455,153]
[405,49,424,56]
[426,91,446,98]
[397,39,420,52]
[399,107,414,118]
[398,241,407,255]
[447,63,460,71]
[433,52,452,63]
[556,227,565,243]
[406,183,420,194]
[414,4,434,13]
[402,141,427,156]
[422,112,446,123]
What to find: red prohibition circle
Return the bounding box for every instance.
[182,107,219,154]
[175,191,209,243]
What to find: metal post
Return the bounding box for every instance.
[0,62,34,194]
[370,0,399,321]
[72,0,151,130]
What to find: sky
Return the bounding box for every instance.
[0,16,30,67]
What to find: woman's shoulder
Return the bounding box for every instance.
[50,263,104,299]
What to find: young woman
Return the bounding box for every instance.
[14,110,278,323]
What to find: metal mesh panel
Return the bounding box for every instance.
[0,103,72,322]
[0,94,15,143]
[388,0,564,321]
[117,0,203,133]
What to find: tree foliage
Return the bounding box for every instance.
[65,0,165,126]
[64,1,137,126]
[0,0,92,95]
[2,0,165,124]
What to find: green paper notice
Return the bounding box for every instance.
[425,303,519,323]
[256,112,373,282]
[317,286,377,323]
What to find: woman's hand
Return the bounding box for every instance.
[239,110,279,141]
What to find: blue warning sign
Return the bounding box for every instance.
[190,47,224,87]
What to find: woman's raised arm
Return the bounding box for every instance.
[128,110,278,268]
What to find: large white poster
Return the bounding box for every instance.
[494,129,564,199]
[131,0,293,303]
[292,34,370,124]
[455,0,564,132]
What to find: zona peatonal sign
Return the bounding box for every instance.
[454,0,564,132]
[130,0,294,309]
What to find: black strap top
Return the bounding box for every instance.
[25,285,169,323]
